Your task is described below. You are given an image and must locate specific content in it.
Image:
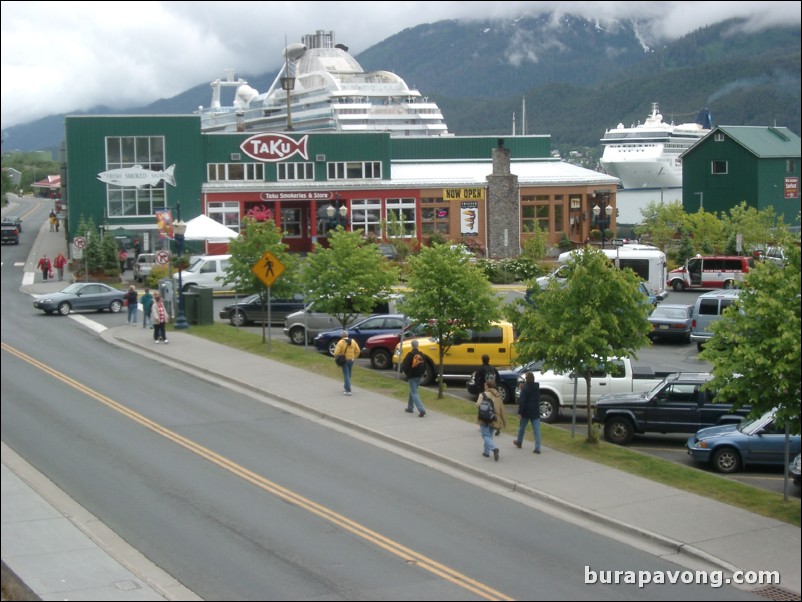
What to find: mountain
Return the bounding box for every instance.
[3,17,799,154]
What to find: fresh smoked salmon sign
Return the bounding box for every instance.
[240,133,309,162]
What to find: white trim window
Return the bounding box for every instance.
[207,163,265,181]
[350,199,382,236]
[277,162,314,181]
[385,198,416,238]
[327,161,382,180]
[207,202,241,233]
[104,136,168,218]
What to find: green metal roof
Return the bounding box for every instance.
[713,126,801,158]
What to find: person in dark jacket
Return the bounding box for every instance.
[473,354,501,393]
[401,339,426,417]
[514,371,541,454]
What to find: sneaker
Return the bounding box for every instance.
[482,452,490,458]
[163,339,169,344]
[493,448,499,462]
[534,449,541,454]
[154,340,160,344]
[513,440,522,449]
[418,411,426,417]
[404,408,414,413]
[495,429,501,436]
[345,391,351,396]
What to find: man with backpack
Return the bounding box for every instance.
[475,377,506,461]
[333,330,361,396]
[473,354,501,396]
[401,339,427,417]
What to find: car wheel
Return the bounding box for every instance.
[497,384,511,404]
[370,348,392,370]
[327,339,338,357]
[712,447,741,474]
[420,360,435,386]
[604,417,634,445]
[723,280,735,290]
[672,280,685,292]
[230,310,247,327]
[539,393,559,423]
[109,300,123,313]
[57,302,71,316]
[696,342,705,352]
[288,326,307,345]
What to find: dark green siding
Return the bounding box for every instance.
[391,136,551,161]
[64,115,204,239]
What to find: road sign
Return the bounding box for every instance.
[74,236,86,248]
[155,250,170,265]
[252,251,285,287]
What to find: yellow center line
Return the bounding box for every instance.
[2,342,514,601]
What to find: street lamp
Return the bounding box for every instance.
[325,204,336,234]
[173,217,188,330]
[592,192,614,249]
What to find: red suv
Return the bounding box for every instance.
[363,322,426,369]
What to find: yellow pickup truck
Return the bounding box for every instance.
[393,321,517,386]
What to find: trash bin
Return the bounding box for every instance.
[190,286,214,325]
[159,279,174,318]
[182,290,199,324]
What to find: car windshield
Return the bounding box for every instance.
[737,410,774,435]
[59,283,85,294]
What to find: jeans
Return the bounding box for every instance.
[341,360,354,393]
[480,422,496,456]
[143,310,152,328]
[517,417,541,451]
[127,304,138,324]
[153,322,167,342]
[407,377,425,413]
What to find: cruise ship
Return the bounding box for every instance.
[599,103,712,189]
[199,30,450,137]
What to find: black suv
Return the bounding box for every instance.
[593,372,749,445]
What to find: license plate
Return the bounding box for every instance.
[659,325,669,329]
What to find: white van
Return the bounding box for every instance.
[557,244,668,299]
[173,254,234,292]
[667,255,752,292]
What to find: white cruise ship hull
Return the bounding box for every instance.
[600,152,682,189]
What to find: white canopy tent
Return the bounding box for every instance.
[182,214,238,242]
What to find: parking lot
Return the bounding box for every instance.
[210,291,799,498]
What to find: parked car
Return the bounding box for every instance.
[1,223,19,244]
[1,215,22,232]
[647,304,694,343]
[790,454,801,488]
[173,254,234,292]
[466,360,544,404]
[219,293,306,326]
[314,314,409,356]
[377,243,398,260]
[686,409,801,474]
[362,322,429,370]
[691,289,741,351]
[33,282,125,315]
[133,253,160,283]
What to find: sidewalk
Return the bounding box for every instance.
[3,199,801,600]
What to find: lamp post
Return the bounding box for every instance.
[173,216,188,330]
[325,204,336,234]
[338,204,347,228]
[592,192,614,249]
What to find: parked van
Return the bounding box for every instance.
[667,255,752,292]
[690,289,741,351]
[133,253,159,282]
[172,254,234,292]
[557,244,668,299]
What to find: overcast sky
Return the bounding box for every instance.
[2,1,800,130]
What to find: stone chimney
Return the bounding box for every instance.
[485,138,519,258]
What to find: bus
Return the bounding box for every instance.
[557,244,668,299]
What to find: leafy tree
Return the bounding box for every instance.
[401,243,501,398]
[301,227,398,329]
[675,227,697,266]
[76,217,117,276]
[634,200,687,252]
[721,202,785,255]
[515,247,652,442]
[686,209,725,254]
[700,244,801,434]
[223,218,298,299]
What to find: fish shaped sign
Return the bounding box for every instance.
[97,165,176,188]
[240,133,309,162]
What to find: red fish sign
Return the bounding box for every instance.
[240,133,309,162]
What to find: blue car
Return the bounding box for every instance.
[687,409,801,474]
[314,314,409,356]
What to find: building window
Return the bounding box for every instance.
[420,196,450,235]
[554,204,564,233]
[280,208,302,237]
[787,160,796,174]
[385,198,416,238]
[711,160,728,175]
[714,132,725,142]
[350,199,382,236]
[277,162,314,181]
[327,161,382,180]
[104,136,168,217]
[521,194,550,232]
[207,163,265,181]
[207,202,241,233]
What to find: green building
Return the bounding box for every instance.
[681,126,801,225]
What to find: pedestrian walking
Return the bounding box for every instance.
[476,377,506,461]
[118,248,128,273]
[151,292,169,343]
[401,339,426,416]
[48,210,56,232]
[53,252,67,281]
[125,285,138,325]
[333,330,360,395]
[141,287,154,329]
[37,254,51,280]
[473,354,501,396]
[514,371,542,454]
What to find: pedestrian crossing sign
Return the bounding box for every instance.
[253,251,285,287]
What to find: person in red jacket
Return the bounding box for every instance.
[37,254,51,280]
[53,252,68,281]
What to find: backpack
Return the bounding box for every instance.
[478,393,496,423]
[411,353,423,370]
